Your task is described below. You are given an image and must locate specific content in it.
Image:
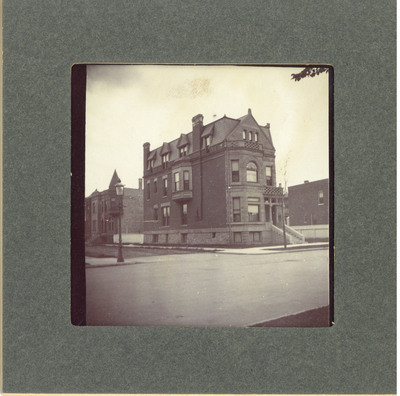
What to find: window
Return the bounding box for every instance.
[242,130,247,140]
[203,136,211,149]
[152,234,158,243]
[163,178,168,196]
[153,207,158,221]
[231,160,239,182]
[174,172,180,191]
[181,233,188,243]
[246,162,258,182]
[92,220,97,232]
[183,171,190,190]
[162,153,169,169]
[250,231,261,242]
[318,190,324,204]
[147,159,154,169]
[92,202,96,214]
[212,232,216,238]
[181,203,188,225]
[248,197,260,222]
[249,131,253,141]
[254,132,258,142]
[265,166,272,186]
[104,201,107,212]
[153,180,157,193]
[233,197,241,222]
[147,182,150,199]
[162,206,170,226]
[179,145,188,157]
[165,234,169,244]
[234,232,242,243]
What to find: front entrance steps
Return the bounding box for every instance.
[272,224,305,244]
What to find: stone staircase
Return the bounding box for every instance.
[271,224,305,245]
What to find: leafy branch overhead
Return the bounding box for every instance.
[291,67,329,81]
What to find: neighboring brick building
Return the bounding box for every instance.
[142,109,288,246]
[85,170,143,244]
[288,179,329,226]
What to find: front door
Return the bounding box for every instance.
[272,205,278,226]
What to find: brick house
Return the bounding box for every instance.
[287,179,329,242]
[85,170,144,244]
[287,179,329,226]
[142,109,291,246]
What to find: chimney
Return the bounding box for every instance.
[192,114,204,152]
[304,180,309,183]
[248,108,252,115]
[143,142,150,173]
[138,178,143,190]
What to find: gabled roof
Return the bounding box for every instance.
[177,133,190,148]
[89,189,99,197]
[160,142,171,155]
[201,123,215,138]
[146,110,274,165]
[227,109,275,150]
[108,169,121,189]
[260,125,274,148]
[147,150,156,160]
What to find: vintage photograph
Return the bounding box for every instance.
[83,64,332,326]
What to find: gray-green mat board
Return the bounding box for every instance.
[3,1,396,393]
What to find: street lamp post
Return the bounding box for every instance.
[115,182,124,263]
[281,198,287,249]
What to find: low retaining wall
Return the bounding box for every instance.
[113,233,144,244]
[292,225,329,241]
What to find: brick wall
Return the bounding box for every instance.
[288,179,329,226]
[121,188,143,234]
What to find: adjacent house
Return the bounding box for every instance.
[85,170,144,244]
[287,178,329,241]
[142,109,301,245]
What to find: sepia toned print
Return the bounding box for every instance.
[84,65,331,327]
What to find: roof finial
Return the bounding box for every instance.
[248,108,252,115]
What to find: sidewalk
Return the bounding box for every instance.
[217,242,328,255]
[85,242,329,267]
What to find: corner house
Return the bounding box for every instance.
[142,109,291,246]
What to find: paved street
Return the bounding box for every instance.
[86,248,329,326]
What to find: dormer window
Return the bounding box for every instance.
[147,159,155,169]
[243,130,247,140]
[249,131,253,141]
[254,132,258,142]
[179,145,188,157]
[203,136,211,149]
[162,153,169,168]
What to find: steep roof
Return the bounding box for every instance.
[177,133,190,148]
[108,169,121,189]
[88,189,99,197]
[146,110,274,165]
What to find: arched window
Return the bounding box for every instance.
[246,162,258,182]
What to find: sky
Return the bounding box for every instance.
[85,65,329,196]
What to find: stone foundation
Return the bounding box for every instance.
[144,225,276,246]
